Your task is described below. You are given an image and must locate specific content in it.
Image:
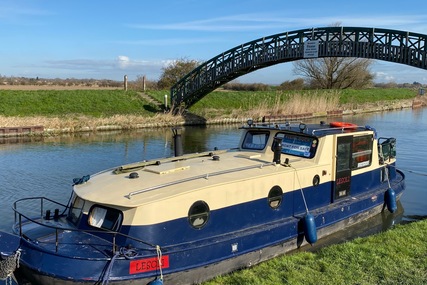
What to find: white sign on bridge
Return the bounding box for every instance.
[304,40,319,58]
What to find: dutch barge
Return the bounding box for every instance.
[0,120,405,285]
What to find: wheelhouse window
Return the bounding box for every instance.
[352,135,373,169]
[188,200,210,229]
[68,195,85,225]
[275,132,318,158]
[378,137,396,163]
[242,131,270,150]
[88,205,123,231]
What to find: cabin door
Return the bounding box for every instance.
[333,136,352,202]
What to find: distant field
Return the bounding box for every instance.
[0,85,121,90]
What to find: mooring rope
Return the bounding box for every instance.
[156,245,164,281]
[399,168,427,177]
[101,251,120,285]
[290,165,310,214]
[384,165,392,189]
[387,164,427,177]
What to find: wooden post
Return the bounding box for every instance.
[143,75,146,92]
[124,75,128,91]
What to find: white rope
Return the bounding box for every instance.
[384,165,392,189]
[156,245,164,281]
[291,165,309,214]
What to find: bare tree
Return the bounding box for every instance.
[293,57,374,89]
[157,58,200,89]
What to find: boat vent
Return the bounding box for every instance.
[129,172,139,179]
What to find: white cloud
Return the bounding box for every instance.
[374,71,396,82]
[117,56,131,69]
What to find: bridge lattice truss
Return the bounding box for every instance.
[170,26,427,107]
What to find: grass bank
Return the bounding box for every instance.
[0,89,156,117]
[0,89,180,132]
[203,219,427,285]
[0,88,419,132]
[149,88,417,119]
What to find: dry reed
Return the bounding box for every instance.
[0,113,183,133]
[243,90,340,119]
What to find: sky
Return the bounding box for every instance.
[1,0,427,85]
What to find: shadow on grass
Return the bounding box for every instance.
[143,104,161,113]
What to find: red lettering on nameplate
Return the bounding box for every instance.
[336,176,350,185]
[129,255,170,274]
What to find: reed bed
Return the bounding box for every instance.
[243,91,340,119]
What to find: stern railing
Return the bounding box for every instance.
[12,197,158,255]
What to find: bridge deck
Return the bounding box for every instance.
[171,26,426,107]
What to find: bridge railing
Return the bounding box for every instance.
[171,27,426,108]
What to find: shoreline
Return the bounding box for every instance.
[0,98,419,137]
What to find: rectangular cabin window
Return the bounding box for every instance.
[88,205,123,231]
[68,195,85,225]
[242,131,270,150]
[276,133,318,158]
[352,135,373,169]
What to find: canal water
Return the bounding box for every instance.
[0,107,426,284]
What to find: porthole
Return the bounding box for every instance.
[268,185,283,209]
[312,175,320,187]
[188,200,210,229]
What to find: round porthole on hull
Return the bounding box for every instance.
[312,175,320,186]
[268,185,283,209]
[188,200,210,229]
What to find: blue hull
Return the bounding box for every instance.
[9,168,405,285]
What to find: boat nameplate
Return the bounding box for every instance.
[129,255,170,274]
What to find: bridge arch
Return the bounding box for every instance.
[170,26,427,107]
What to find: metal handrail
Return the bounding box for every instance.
[13,196,69,225]
[113,149,228,174]
[12,197,158,254]
[311,125,367,135]
[127,162,277,199]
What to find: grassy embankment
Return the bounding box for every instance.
[203,219,427,285]
[0,88,418,132]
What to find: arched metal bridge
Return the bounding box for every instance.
[170,26,427,107]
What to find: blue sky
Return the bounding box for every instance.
[1,0,427,84]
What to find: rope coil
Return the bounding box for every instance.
[0,249,21,283]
